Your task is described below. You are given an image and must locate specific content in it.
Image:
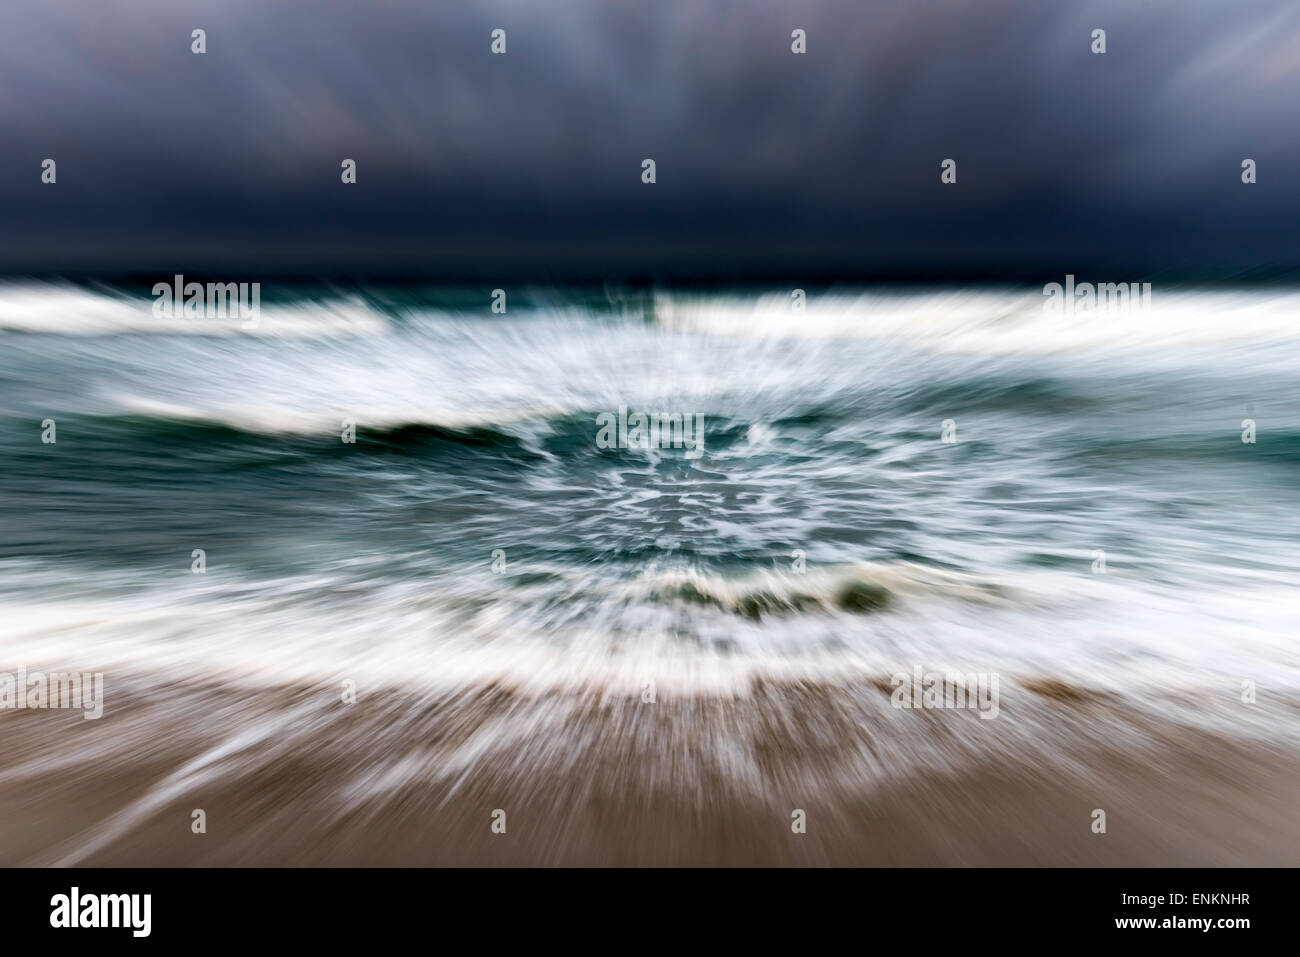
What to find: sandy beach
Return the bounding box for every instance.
[3,671,1296,866]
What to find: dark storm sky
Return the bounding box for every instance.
[1,0,1297,280]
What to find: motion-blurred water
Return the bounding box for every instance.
[1,282,1298,731]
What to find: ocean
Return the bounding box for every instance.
[1,281,1298,864]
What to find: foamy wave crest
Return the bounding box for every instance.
[0,281,388,338]
[654,288,1300,354]
[104,395,576,437]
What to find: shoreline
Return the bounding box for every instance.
[2,672,1297,866]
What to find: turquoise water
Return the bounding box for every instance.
[1,282,1297,720]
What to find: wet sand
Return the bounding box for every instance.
[2,672,1298,866]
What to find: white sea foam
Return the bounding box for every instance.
[655,287,1300,354]
[0,281,386,338]
[6,282,1300,355]
[1,558,1297,739]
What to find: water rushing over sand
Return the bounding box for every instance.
[1,283,1298,864]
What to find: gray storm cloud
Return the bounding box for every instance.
[0,0,1297,276]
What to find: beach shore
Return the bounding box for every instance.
[3,671,1296,866]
